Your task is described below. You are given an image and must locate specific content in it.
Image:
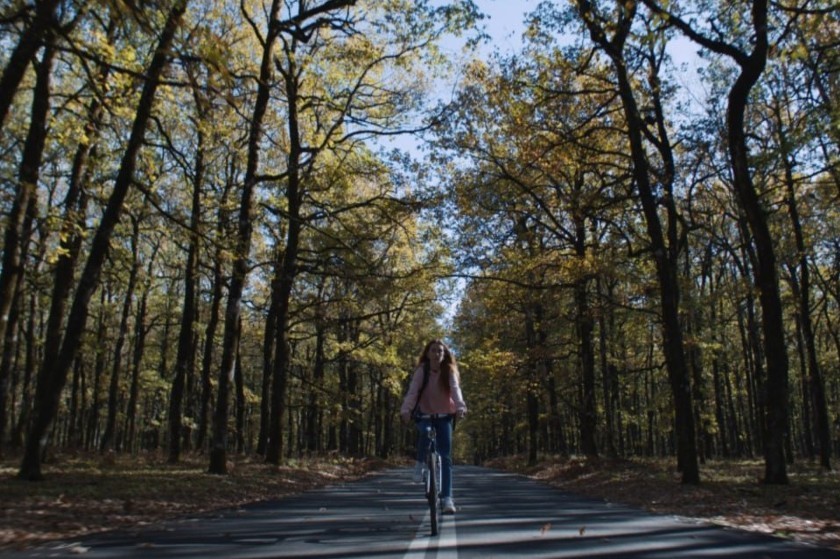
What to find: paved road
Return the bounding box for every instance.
[7,465,840,558]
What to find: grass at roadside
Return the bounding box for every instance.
[488,454,840,552]
[0,450,394,551]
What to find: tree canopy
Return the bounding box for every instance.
[0,0,837,485]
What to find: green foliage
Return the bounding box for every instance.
[0,0,838,474]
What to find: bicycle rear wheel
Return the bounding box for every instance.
[427,450,440,536]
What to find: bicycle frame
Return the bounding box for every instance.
[423,424,442,536]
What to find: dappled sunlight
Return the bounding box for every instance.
[0,451,386,551]
[3,465,839,557]
[489,456,840,552]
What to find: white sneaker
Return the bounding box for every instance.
[442,497,456,514]
[412,461,424,483]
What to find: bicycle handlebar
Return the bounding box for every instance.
[415,413,453,420]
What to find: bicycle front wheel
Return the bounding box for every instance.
[427,451,440,536]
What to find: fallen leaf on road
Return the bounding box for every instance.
[540,523,551,535]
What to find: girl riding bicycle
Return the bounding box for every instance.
[400,339,467,514]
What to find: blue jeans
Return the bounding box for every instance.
[416,415,453,498]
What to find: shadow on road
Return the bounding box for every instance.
[6,465,840,558]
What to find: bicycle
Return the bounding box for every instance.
[418,416,443,536]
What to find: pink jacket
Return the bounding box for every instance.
[401,365,467,416]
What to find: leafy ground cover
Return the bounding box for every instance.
[0,450,388,551]
[1,452,838,552]
[489,455,840,552]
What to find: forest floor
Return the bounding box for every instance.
[1,451,839,552]
[0,450,388,551]
[490,454,840,552]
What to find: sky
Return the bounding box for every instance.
[445,0,706,92]
[473,0,531,53]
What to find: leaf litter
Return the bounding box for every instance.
[0,451,387,551]
[489,455,840,552]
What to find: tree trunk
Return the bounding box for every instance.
[598,278,617,458]
[644,0,789,485]
[209,0,281,475]
[265,43,305,465]
[337,318,350,454]
[258,263,281,456]
[262,0,361,463]
[0,36,55,373]
[574,213,597,458]
[737,248,765,455]
[708,278,730,457]
[235,322,246,454]
[18,0,188,480]
[31,9,112,449]
[0,289,23,457]
[307,319,327,452]
[264,219,301,463]
[723,3,789,483]
[9,291,38,448]
[100,219,140,453]
[524,301,540,466]
[347,358,362,456]
[85,290,110,450]
[168,88,205,463]
[124,285,149,453]
[0,36,55,457]
[0,0,61,129]
[684,247,710,462]
[576,0,698,482]
[777,104,831,470]
[195,182,230,452]
[208,280,242,473]
[0,191,38,454]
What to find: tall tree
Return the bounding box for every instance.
[168,61,210,464]
[99,219,141,452]
[572,0,700,482]
[0,30,56,455]
[433,48,621,461]
[123,239,158,452]
[195,176,233,452]
[28,11,118,454]
[0,0,61,129]
[641,0,791,484]
[19,0,189,481]
[209,0,359,474]
[208,0,282,476]
[262,0,478,464]
[769,72,832,470]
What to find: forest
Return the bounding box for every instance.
[0,0,837,487]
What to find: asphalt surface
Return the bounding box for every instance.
[7,465,840,558]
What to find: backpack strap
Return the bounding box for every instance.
[411,361,430,418]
